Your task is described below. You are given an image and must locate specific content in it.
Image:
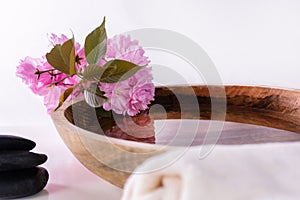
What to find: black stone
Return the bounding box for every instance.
[0,151,47,171]
[0,135,36,151]
[0,167,49,199]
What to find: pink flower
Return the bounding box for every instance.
[48,33,68,46]
[127,84,155,116]
[16,56,43,94]
[100,67,155,116]
[98,35,154,116]
[17,32,154,116]
[16,34,84,113]
[100,35,150,66]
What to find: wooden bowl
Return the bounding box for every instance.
[51,85,300,188]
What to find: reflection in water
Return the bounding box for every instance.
[99,113,300,146]
[100,111,156,144]
[68,101,300,146]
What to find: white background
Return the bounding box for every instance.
[0,0,300,126]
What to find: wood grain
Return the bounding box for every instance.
[154,85,300,132]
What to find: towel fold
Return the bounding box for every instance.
[122,142,300,200]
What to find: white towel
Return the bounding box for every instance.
[122,142,300,200]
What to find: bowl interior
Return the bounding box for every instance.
[64,85,300,145]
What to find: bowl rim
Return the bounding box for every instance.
[51,84,300,149]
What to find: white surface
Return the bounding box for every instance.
[0,0,300,126]
[0,125,123,200]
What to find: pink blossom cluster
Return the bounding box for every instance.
[99,35,154,116]
[16,34,83,113]
[16,34,154,116]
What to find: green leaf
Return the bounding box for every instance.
[100,59,144,83]
[82,64,105,82]
[82,60,144,83]
[62,38,76,75]
[54,87,74,111]
[46,38,76,75]
[46,45,67,73]
[84,17,107,64]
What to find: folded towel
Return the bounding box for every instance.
[122,142,300,200]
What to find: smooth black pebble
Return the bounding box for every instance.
[0,167,49,199]
[0,135,36,151]
[0,151,47,171]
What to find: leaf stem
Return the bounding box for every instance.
[51,74,76,86]
[35,69,55,74]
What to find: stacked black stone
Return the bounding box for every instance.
[0,135,49,199]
